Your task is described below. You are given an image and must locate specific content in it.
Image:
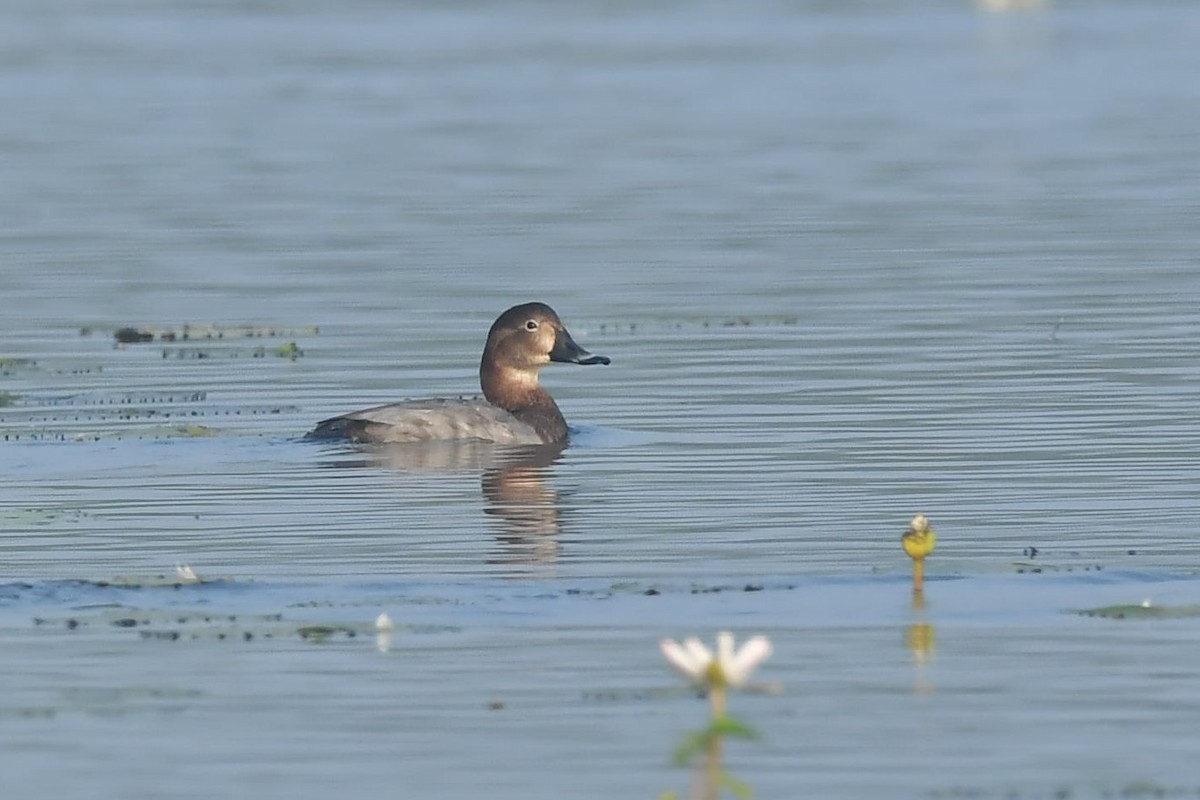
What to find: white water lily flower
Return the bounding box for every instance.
[661,631,772,689]
[175,564,199,582]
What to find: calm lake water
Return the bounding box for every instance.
[3,1,1200,798]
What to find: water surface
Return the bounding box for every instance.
[2,1,1199,798]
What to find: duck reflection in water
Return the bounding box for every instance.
[480,442,567,567]
[327,440,570,567]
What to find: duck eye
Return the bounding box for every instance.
[524,320,539,331]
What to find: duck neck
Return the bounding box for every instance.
[480,364,567,443]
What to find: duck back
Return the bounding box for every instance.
[307,397,544,445]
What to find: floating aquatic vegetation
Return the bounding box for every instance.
[0,358,99,378]
[1012,544,1111,574]
[1014,561,1105,574]
[928,780,1200,799]
[1,326,313,442]
[107,324,319,344]
[31,606,367,643]
[106,324,310,360]
[21,578,452,647]
[0,674,206,719]
[7,390,208,407]
[157,425,217,438]
[1,428,226,442]
[137,612,442,649]
[580,686,686,704]
[0,357,38,376]
[0,507,91,526]
[595,315,800,336]
[159,343,303,360]
[560,581,782,601]
[83,569,234,589]
[114,327,154,344]
[1075,601,1200,620]
[0,394,301,441]
[296,624,361,642]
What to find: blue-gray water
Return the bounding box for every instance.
[3,2,1200,798]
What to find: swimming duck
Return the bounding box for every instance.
[307,303,609,445]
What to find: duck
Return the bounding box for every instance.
[306,302,609,445]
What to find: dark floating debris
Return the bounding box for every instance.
[297,625,359,642]
[114,327,155,344]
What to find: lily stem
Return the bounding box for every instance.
[698,686,728,800]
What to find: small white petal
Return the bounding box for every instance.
[716,631,736,669]
[683,636,713,668]
[661,638,706,680]
[374,612,395,632]
[726,635,773,687]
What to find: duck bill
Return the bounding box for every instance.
[550,329,610,366]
